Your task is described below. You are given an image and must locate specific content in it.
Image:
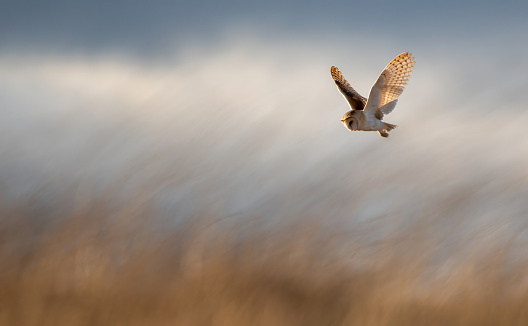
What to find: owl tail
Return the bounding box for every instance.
[383,122,397,131]
[379,123,397,138]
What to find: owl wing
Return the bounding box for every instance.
[330,66,367,111]
[364,52,414,119]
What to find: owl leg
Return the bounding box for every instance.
[378,131,389,138]
[378,122,397,138]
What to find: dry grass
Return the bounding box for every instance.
[2,36,528,326]
[0,190,528,326]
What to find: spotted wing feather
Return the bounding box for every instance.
[330,66,367,111]
[364,52,415,119]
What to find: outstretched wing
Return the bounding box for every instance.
[330,66,367,111]
[364,52,415,119]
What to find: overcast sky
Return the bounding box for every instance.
[1,0,528,232]
[2,0,528,57]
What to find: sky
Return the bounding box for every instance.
[1,0,528,253]
[2,0,528,56]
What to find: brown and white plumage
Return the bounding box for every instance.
[331,52,415,137]
[330,67,367,111]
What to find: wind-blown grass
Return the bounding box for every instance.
[1,45,528,325]
[1,190,528,326]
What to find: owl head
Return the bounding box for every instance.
[341,110,359,131]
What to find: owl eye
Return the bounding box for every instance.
[348,120,354,128]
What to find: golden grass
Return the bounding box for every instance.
[0,192,528,326]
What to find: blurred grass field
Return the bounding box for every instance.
[1,42,528,325]
[1,187,528,326]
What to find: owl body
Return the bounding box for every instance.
[341,110,387,132]
[331,52,414,138]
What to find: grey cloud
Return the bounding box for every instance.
[1,0,528,57]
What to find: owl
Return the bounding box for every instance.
[331,52,415,137]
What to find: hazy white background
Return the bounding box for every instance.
[1,0,528,259]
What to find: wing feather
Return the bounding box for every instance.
[364,52,415,119]
[330,66,367,111]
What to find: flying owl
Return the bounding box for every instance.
[331,52,415,137]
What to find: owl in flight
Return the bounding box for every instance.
[331,52,415,137]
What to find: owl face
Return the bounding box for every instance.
[341,110,359,131]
